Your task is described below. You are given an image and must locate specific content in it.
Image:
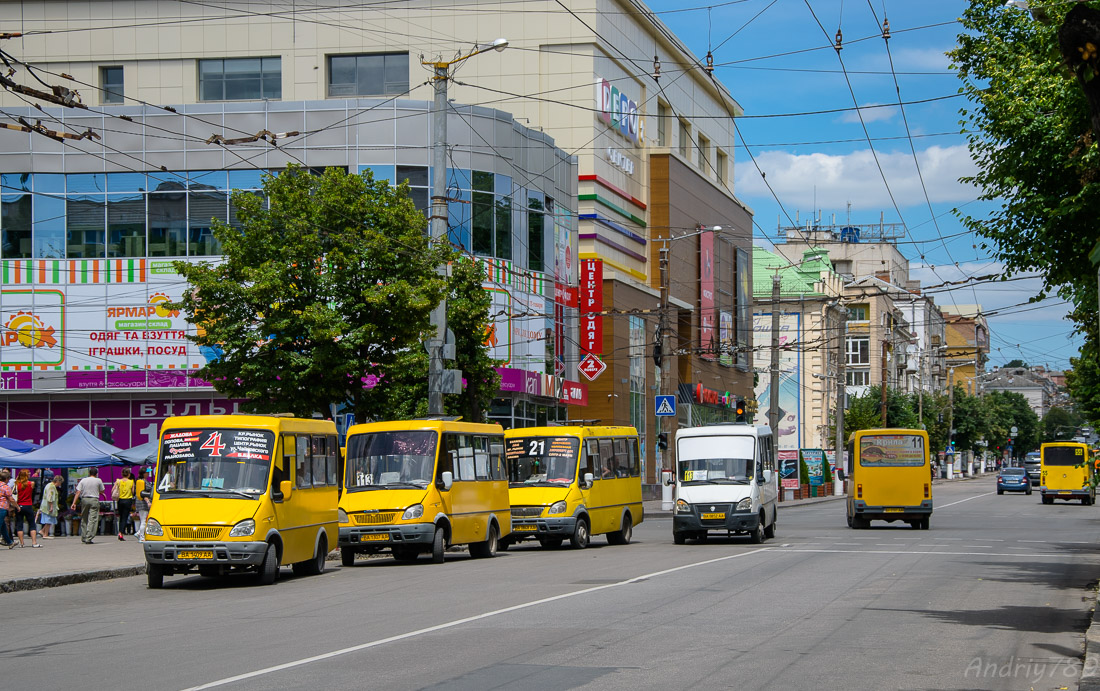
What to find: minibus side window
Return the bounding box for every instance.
[489,437,505,479]
[454,434,475,480]
[582,440,597,483]
[473,436,491,480]
[273,435,292,497]
[296,435,312,488]
[613,439,629,478]
[598,439,615,479]
[327,435,339,485]
[437,435,455,488]
[628,438,640,477]
[312,435,327,487]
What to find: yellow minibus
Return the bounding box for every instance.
[502,425,643,549]
[338,419,511,564]
[846,428,932,530]
[143,414,339,588]
[1040,442,1096,505]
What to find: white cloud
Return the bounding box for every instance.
[735,144,979,210]
[891,47,953,73]
[838,103,898,124]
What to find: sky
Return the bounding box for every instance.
[645,0,1083,371]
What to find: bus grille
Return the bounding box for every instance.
[353,512,398,525]
[167,526,225,540]
[512,506,543,518]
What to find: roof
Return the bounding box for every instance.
[752,247,837,298]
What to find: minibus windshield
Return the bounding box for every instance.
[156,429,273,498]
[505,436,579,487]
[678,458,752,484]
[1044,446,1084,466]
[345,430,437,490]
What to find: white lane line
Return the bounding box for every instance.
[1062,541,1091,544]
[182,547,776,690]
[984,539,1006,542]
[1018,540,1047,543]
[938,492,994,509]
[782,548,1085,558]
[834,542,860,546]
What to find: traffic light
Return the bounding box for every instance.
[657,432,668,451]
[735,398,746,423]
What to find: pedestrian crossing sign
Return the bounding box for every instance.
[655,395,676,416]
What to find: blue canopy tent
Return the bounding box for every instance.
[116,440,158,466]
[1,425,135,468]
[0,446,23,458]
[0,437,40,452]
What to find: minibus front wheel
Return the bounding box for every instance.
[341,547,356,567]
[146,563,165,589]
[570,517,590,549]
[431,526,447,564]
[258,544,278,586]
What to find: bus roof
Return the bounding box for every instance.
[161,414,336,434]
[676,423,772,439]
[347,419,503,436]
[503,425,637,437]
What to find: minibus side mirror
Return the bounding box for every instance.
[441,471,453,491]
[583,472,594,488]
[837,468,846,482]
[664,474,675,487]
[278,480,293,501]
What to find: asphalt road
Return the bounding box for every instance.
[3,481,1099,691]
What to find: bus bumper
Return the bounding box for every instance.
[674,511,758,534]
[338,523,435,549]
[143,541,268,567]
[1040,488,1091,498]
[851,499,933,522]
[507,516,576,540]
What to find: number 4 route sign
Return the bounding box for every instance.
[578,353,607,381]
[655,395,676,417]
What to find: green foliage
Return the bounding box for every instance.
[821,455,833,483]
[1067,340,1100,426]
[840,386,919,441]
[951,1,1100,331]
[799,456,809,486]
[173,164,453,420]
[1042,405,1084,442]
[1003,359,1028,368]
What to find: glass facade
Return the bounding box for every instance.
[328,53,409,97]
[199,58,281,101]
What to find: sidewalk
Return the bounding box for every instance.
[0,534,146,594]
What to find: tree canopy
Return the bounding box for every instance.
[173,165,497,421]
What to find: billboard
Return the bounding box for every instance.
[752,312,801,450]
[699,229,716,360]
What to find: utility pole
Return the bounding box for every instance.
[880,339,889,426]
[947,366,955,480]
[769,272,781,449]
[658,244,673,510]
[424,39,509,415]
[834,302,846,492]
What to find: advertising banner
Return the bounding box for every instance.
[801,448,825,486]
[579,259,603,355]
[699,229,716,360]
[779,449,800,490]
[719,310,733,366]
[752,312,801,449]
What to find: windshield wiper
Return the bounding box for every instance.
[204,488,258,499]
[381,482,427,489]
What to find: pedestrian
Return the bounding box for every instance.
[13,469,42,547]
[71,468,106,545]
[112,468,136,541]
[38,474,62,539]
[135,469,152,542]
[0,470,13,547]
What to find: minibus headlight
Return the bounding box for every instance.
[229,519,255,537]
[145,518,163,536]
[736,498,752,512]
[402,504,424,521]
[338,508,348,524]
[548,501,567,515]
[675,499,691,514]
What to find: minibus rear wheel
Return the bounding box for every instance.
[607,514,632,545]
[469,522,499,559]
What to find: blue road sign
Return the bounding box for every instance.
[655,395,676,417]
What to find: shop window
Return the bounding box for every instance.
[327,53,409,97]
[657,101,669,146]
[101,66,124,104]
[199,57,281,102]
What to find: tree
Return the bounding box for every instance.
[174,165,452,420]
[1043,405,1083,442]
[986,390,1042,460]
[838,387,919,442]
[1003,359,1027,369]
[1067,340,1100,426]
[951,1,1100,329]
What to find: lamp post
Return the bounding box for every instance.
[424,38,509,415]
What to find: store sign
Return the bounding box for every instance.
[779,450,800,490]
[690,383,737,410]
[595,78,642,145]
[579,259,603,355]
[605,147,635,176]
[699,229,716,361]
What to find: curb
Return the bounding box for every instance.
[0,564,146,594]
[1081,588,1100,690]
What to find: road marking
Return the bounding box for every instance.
[937,492,994,509]
[782,548,1085,558]
[834,542,860,546]
[1062,541,1091,544]
[181,547,775,690]
[1018,540,1047,543]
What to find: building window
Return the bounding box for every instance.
[846,336,870,366]
[847,304,869,321]
[716,150,727,185]
[678,119,690,158]
[100,66,124,104]
[847,369,870,386]
[697,134,709,172]
[657,101,669,147]
[199,58,281,101]
[527,193,544,272]
[327,53,409,97]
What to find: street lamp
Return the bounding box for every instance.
[423,39,508,414]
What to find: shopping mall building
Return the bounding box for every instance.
[0,0,754,486]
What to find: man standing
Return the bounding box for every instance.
[70,468,105,544]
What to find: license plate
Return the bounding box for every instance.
[884,508,904,513]
[178,550,213,560]
[1060,492,1072,496]
[700,513,726,520]
[514,525,537,531]
[360,533,389,542]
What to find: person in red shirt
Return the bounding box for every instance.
[13,469,41,548]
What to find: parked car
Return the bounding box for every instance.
[996,467,1032,495]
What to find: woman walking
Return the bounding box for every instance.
[13,469,41,547]
[38,475,62,539]
[0,470,13,547]
[135,469,152,542]
[113,468,136,541]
